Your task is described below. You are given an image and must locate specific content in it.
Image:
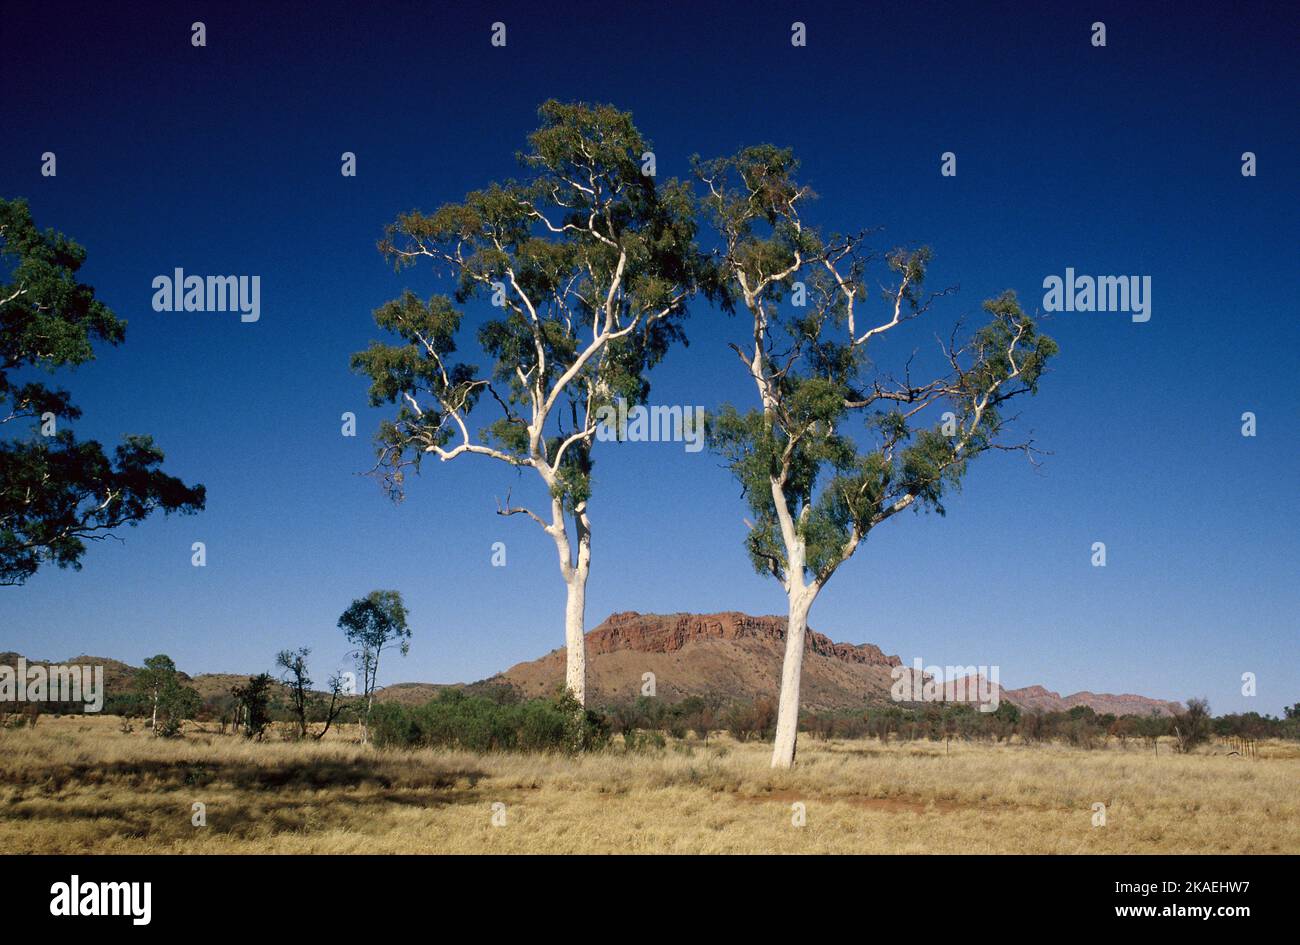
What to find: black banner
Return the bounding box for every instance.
[2,853,1286,931]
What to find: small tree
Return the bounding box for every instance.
[313,673,350,741]
[351,101,704,706]
[338,590,410,743]
[1173,697,1211,754]
[1138,711,1167,752]
[231,674,274,740]
[133,654,200,736]
[992,700,1021,742]
[274,647,349,740]
[275,647,313,739]
[135,654,172,732]
[1110,715,1138,748]
[697,146,1057,767]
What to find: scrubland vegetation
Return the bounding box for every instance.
[5,656,1295,854]
[2,711,1297,855]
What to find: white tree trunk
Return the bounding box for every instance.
[771,592,813,768]
[542,481,591,709]
[563,572,588,706]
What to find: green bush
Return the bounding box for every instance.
[623,729,667,752]
[370,690,609,754]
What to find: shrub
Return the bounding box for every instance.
[371,690,609,754]
[154,716,183,738]
[723,698,776,742]
[1173,697,1211,753]
[624,730,666,752]
[230,674,274,740]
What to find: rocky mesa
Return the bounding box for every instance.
[495,611,1183,715]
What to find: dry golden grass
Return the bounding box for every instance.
[2,715,1296,854]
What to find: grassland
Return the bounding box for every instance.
[2,715,1296,854]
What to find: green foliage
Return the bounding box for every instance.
[993,700,1021,727]
[231,673,275,740]
[276,647,314,738]
[133,655,201,737]
[1213,711,1298,740]
[1,433,206,586]
[800,702,1151,748]
[0,198,205,585]
[338,590,410,681]
[623,729,667,752]
[604,694,722,744]
[1173,696,1212,753]
[0,198,123,375]
[692,145,818,293]
[352,101,705,510]
[338,589,410,739]
[696,149,1058,590]
[102,692,148,717]
[369,689,610,754]
[793,698,1300,748]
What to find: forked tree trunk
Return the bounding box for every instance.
[771,592,814,768]
[563,570,588,706]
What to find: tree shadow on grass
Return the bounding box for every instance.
[12,756,488,793]
[8,789,485,838]
[4,756,492,842]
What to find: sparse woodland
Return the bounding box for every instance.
[3,97,1295,857]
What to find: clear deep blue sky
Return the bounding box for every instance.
[2,1,1296,713]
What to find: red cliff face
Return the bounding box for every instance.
[497,611,1183,716]
[588,611,902,667]
[499,611,911,708]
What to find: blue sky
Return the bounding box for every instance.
[2,1,1296,714]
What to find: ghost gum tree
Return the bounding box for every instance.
[338,589,410,744]
[352,102,703,706]
[697,147,1058,768]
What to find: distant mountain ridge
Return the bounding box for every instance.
[1000,683,1182,717]
[2,612,1184,716]
[0,652,444,707]
[495,611,1184,716]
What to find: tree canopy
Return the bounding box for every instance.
[699,147,1058,590]
[0,198,205,585]
[351,100,707,509]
